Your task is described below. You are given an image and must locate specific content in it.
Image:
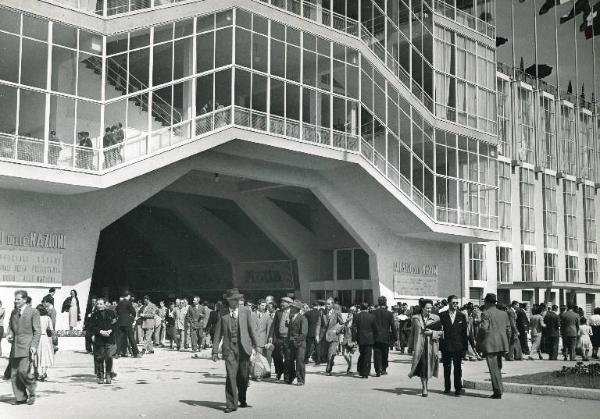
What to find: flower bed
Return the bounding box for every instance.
[504,362,600,390]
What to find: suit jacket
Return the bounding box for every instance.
[373,308,397,344]
[213,306,257,358]
[90,308,117,346]
[352,311,378,346]
[544,311,560,337]
[323,309,344,342]
[516,308,529,334]
[186,305,206,329]
[268,308,290,343]
[439,310,468,353]
[252,311,273,348]
[559,310,579,337]
[140,302,158,329]
[288,312,308,348]
[304,309,322,339]
[507,308,519,339]
[116,299,136,326]
[477,305,511,355]
[8,305,41,358]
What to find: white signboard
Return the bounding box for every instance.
[0,249,63,286]
[393,261,438,299]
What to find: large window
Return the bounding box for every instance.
[544,252,557,282]
[560,105,576,174]
[335,248,370,281]
[498,162,511,242]
[585,258,597,285]
[470,243,486,281]
[563,180,577,252]
[520,168,535,246]
[521,250,536,282]
[566,255,578,283]
[497,246,511,283]
[584,185,596,254]
[543,174,558,249]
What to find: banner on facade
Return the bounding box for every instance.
[0,249,63,285]
[393,261,438,298]
[238,260,295,290]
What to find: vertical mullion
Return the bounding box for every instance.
[43,22,52,165]
[147,27,154,156]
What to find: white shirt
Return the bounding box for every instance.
[230,308,238,319]
[18,305,27,316]
[449,310,456,324]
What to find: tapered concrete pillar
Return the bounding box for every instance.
[235,194,319,301]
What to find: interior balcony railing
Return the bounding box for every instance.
[0,103,497,230]
[431,0,495,39]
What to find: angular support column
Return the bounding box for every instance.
[235,194,319,301]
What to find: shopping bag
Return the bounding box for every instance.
[193,348,214,359]
[250,352,270,379]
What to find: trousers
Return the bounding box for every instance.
[10,356,36,402]
[273,339,288,380]
[224,350,250,409]
[285,343,306,384]
[373,342,390,374]
[485,353,504,395]
[325,340,338,373]
[562,336,576,360]
[190,327,204,351]
[357,344,373,377]
[142,327,154,352]
[546,335,559,360]
[117,325,139,356]
[442,350,463,392]
[304,337,320,363]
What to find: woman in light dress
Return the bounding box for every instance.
[408,299,443,397]
[577,317,593,361]
[61,289,81,330]
[528,305,546,360]
[36,304,55,381]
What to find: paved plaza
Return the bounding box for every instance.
[0,348,598,419]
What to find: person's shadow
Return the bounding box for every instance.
[374,387,490,398]
[180,400,227,411]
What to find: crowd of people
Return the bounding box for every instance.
[2,287,600,409]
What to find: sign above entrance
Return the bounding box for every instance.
[0,249,63,286]
[393,261,438,299]
[238,261,295,290]
[0,231,66,250]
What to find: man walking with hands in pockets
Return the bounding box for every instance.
[212,288,258,413]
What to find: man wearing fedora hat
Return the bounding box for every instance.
[212,288,258,413]
[477,293,511,399]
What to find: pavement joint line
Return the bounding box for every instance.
[463,379,600,401]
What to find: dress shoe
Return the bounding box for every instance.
[11,400,27,405]
[224,408,237,413]
[97,376,104,384]
[27,396,36,405]
[239,402,248,408]
[326,372,331,376]
[375,373,381,377]
[133,354,143,358]
[105,375,112,384]
[297,382,304,386]
[444,389,451,394]
[381,370,388,375]
[489,393,502,399]
[454,392,461,397]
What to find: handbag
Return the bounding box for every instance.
[46,328,53,337]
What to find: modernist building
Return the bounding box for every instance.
[463,0,600,315]
[0,0,515,329]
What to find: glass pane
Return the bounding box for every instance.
[196,73,214,114]
[49,94,76,145]
[214,69,231,108]
[153,42,173,86]
[252,73,267,112]
[18,89,46,139]
[336,250,352,280]
[235,28,251,68]
[197,31,214,73]
[53,22,77,49]
[51,46,77,95]
[173,37,193,80]
[234,69,251,108]
[76,100,101,148]
[21,39,48,89]
[0,32,19,83]
[252,33,268,73]
[0,8,20,34]
[23,15,47,41]
[0,83,17,134]
[215,27,232,68]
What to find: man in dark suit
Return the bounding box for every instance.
[440,295,468,396]
[268,297,293,381]
[543,305,560,360]
[303,302,322,365]
[322,298,344,376]
[516,302,530,355]
[477,293,511,399]
[42,287,55,306]
[286,300,308,385]
[560,305,579,361]
[372,296,397,377]
[352,302,378,378]
[115,292,140,358]
[212,288,258,413]
[83,296,97,353]
[6,290,41,405]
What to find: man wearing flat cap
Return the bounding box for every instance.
[477,293,511,399]
[268,296,293,381]
[286,300,308,385]
[212,289,258,413]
